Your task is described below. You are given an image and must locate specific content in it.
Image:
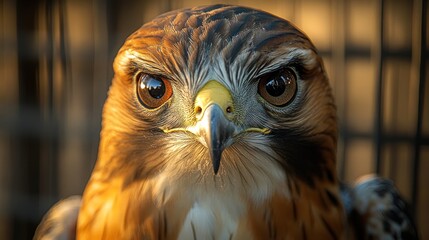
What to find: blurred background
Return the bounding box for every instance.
[0,0,428,239]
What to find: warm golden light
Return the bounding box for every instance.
[1,1,427,239]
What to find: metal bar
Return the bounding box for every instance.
[15,0,41,238]
[389,63,400,180]
[336,0,347,180]
[411,0,427,214]
[374,0,385,174]
[45,0,59,200]
[59,0,69,108]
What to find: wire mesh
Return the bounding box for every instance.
[0,0,427,239]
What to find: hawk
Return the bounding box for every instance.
[34,4,418,240]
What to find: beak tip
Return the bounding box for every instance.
[211,152,221,175]
[213,163,220,175]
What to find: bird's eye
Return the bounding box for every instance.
[136,73,173,109]
[257,68,297,107]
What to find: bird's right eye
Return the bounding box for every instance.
[136,73,173,109]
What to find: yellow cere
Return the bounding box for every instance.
[194,80,234,119]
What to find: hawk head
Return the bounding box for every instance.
[79,4,343,239]
[102,3,337,192]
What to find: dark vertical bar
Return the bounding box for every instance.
[15,0,41,238]
[374,0,385,174]
[59,0,69,102]
[55,0,63,197]
[166,0,173,11]
[389,70,400,180]
[411,0,426,214]
[39,0,67,205]
[105,0,119,60]
[45,0,59,200]
[338,0,348,180]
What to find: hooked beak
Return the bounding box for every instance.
[197,104,237,174]
[193,80,237,175]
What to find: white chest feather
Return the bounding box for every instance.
[177,196,242,240]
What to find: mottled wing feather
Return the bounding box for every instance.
[343,175,418,240]
[34,196,81,240]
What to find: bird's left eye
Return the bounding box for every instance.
[257,68,297,107]
[136,73,173,109]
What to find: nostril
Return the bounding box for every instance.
[195,106,202,116]
[226,106,233,113]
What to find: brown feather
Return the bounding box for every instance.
[247,181,346,240]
